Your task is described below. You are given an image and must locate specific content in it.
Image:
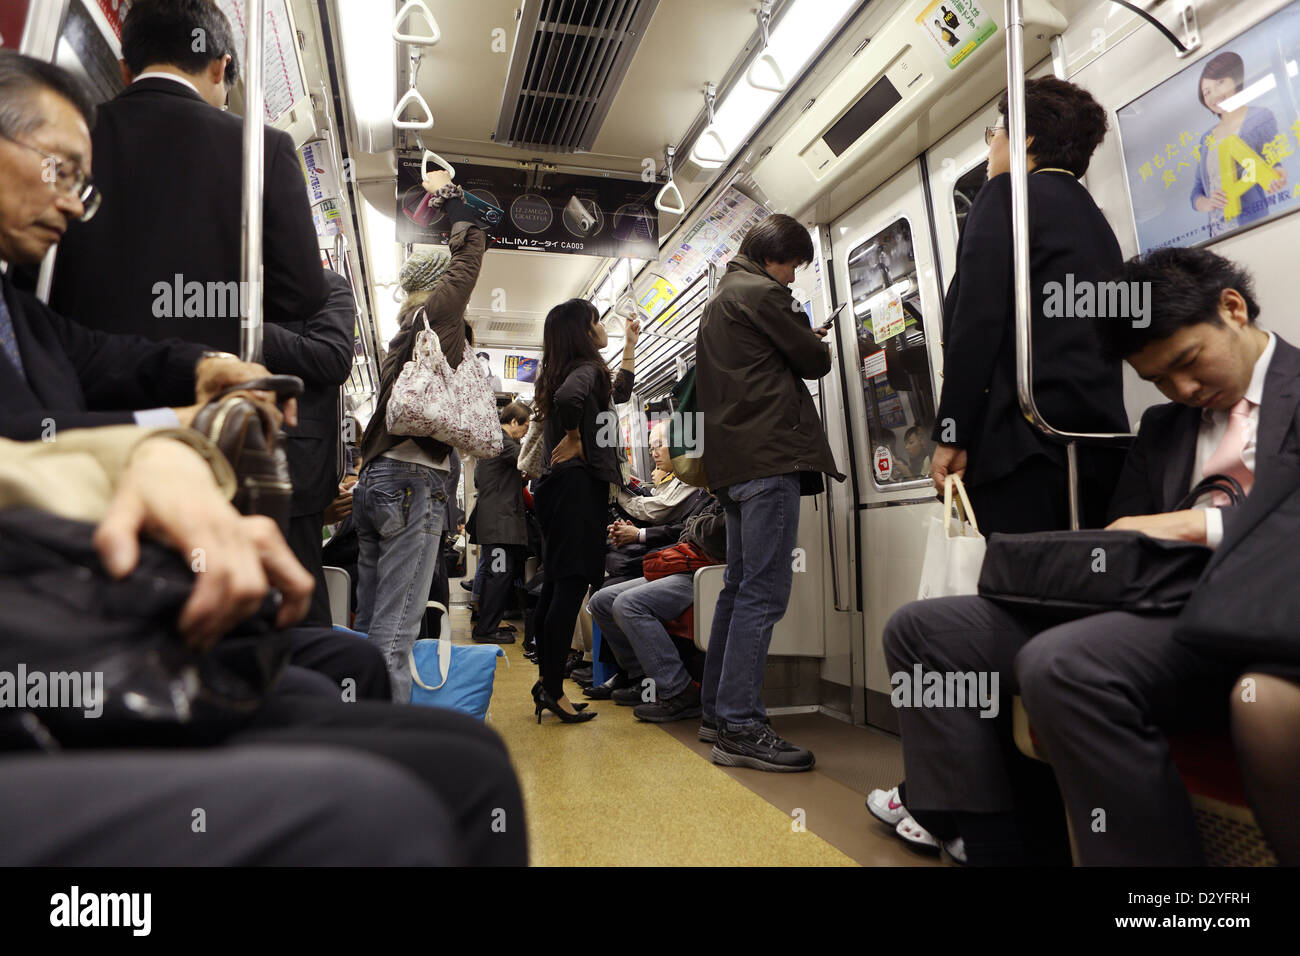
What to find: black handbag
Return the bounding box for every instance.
[1175,464,1300,664]
[976,475,1245,617]
[190,375,303,534]
[0,509,289,750]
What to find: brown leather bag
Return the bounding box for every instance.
[190,375,303,534]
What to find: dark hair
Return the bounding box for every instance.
[499,402,531,426]
[997,77,1108,177]
[1197,52,1245,113]
[123,0,240,88]
[904,425,925,442]
[737,213,814,267]
[1096,247,1260,361]
[534,299,611,422]
[476,351,491,362]
[0,51,97,139]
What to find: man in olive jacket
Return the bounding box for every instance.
[471,402,531,643]
[694,214,844,772]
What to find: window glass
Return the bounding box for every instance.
[847,218,936,488]
[953,161,988,241]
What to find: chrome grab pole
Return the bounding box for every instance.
[240,0,267,363]
[1004,0,1131,529]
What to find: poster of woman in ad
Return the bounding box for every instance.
[1117,3,1300,252]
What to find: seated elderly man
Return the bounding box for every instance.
[587,497,725,723]
[0,425,527,865]
[611,422,703,526]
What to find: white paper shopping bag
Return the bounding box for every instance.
[916,474,986,600]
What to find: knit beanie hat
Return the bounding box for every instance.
[399,249,452,294]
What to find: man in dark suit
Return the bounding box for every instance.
[48,0,326,354]
[471,403,531,643]
[270,269,356,626]
[883,247,1298,865]
[930,78,1129,532]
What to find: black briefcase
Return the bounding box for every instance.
[1175,464,1300,665]
[977,475,1244,617]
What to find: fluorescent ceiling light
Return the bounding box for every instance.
[1219,74,1277,112]
[336,0,395,153]
[690,0,859,168]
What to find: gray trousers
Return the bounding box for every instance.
[0,747,457,865]
[883,595,1230,865]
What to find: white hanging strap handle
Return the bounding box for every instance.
[942,473,980,537]
[690,84,728,167]
[746,2,786,93]
[655,144,685,214]
[393,0,441,45]
[422,149,455,180]
[394,51,434,130]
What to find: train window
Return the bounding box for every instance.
[952,161,987,240]
[847,218,936,489]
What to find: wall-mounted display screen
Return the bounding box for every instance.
[823,76,903,157]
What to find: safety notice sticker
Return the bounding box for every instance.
[917,0,996,70]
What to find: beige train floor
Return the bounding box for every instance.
[448,605,940,867]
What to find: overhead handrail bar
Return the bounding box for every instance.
[655,144,685,214]
[746,0,786,93]
[690,83,728,168]
[393,51,434,130]
[1003,0,1133,530]
[392,0,441,45]
[239,0,266,363]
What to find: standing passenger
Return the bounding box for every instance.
[354,178,489,702]
[694,214,844,771]
[471,402,531,643]
[531,300,639,722]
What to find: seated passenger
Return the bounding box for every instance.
[0,425,528,865]
[611,422,704,525]
[587,497,725,722]
[884,247,1300,865]
[471,402,532,644]
[1230,671,1300,865]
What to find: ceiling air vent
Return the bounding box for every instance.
[494,0,661,153]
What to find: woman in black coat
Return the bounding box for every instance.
[530,300,639,722]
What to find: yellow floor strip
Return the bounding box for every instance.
[452,608,857,867]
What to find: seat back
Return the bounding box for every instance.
[323,565,351,627]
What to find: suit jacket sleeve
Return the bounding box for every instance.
[932,176,1013,447]
[749,285,832,380]
[263,130,328,325]
[43,294,204,413]
[262,271,355,387]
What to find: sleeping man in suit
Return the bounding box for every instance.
[883,247,1299,866]
[0,50,390,701]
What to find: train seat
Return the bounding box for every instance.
[1012,696,1277,865]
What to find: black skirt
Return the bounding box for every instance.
[533,464,610,588]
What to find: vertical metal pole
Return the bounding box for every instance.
[240,0,267,363]
[1067,441,1080,530]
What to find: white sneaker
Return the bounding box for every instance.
[866,786,909,827]
[942,836,967,865]
[895,815,940,851]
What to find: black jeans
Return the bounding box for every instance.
[474,543,526,636]
[535,575,589,698]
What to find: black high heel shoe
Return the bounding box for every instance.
[535,686,597,724]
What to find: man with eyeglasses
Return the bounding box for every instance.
[0,49,273,438]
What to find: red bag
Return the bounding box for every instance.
[642,541,720,581]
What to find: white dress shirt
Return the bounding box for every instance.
[133,72,203,96]
[1191,331,1275,547]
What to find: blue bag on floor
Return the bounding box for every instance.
[408,602,506,720]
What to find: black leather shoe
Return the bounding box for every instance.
[634,683,702,723]
[472,628,516,644]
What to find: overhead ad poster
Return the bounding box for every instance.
[396,157,659,259]
[1117,3,1300,253]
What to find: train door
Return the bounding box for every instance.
[828,162,947,731]
[925,102,1001,290]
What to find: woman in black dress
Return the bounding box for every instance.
[531,299,639,722]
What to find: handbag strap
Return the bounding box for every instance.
[408,601,453,691]
[1176,473,1245,510]
[943,473,980,536]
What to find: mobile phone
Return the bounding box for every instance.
[462,191,504,226]
[819,303,849,330]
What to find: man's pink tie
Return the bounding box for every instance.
[1201,398,1255,506]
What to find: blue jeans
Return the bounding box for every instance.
[588,575,695,698]
[354,458,448,703]
[701,473,801,731]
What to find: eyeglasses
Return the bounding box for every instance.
[0,134,101,221]
[984,124,1006,146]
